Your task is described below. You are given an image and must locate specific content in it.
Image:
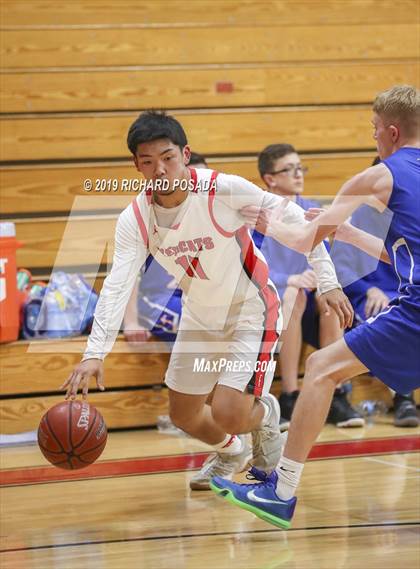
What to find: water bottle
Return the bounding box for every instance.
[22,285,47,339]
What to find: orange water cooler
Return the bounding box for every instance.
[0,223,22,343]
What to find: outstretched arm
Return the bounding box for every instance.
[305,208,391,265]
[241,164,393,254]
[335,222,391,264]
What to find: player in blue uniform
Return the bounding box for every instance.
[210,84,420,528]
[332,157,418,427]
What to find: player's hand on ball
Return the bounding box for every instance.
[60,358,105,400]
[318,288,354,329]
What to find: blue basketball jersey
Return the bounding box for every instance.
[344,147,420,393]
[382,147,420,295]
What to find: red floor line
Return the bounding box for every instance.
[1,435,419,487]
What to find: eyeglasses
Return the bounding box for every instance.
[269,165,308,177]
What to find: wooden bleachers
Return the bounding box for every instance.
[2,107,377,162]
[2,62,416,113]
[1,0,418,433]
[2,0,415,27]
[1,153,375,215]
[2,25,417,68]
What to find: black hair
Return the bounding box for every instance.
[258,143,297,178]
[371,156,381,166]
[127,110,188,155]
[189,151,208,167]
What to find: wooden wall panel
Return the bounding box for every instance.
[14,215,119,269]
[2,25,417,69]
[2,0,415,27]
[0,389,169,433]
[0,107,374,161]
[1,153,375,215]
[2,62,416,113]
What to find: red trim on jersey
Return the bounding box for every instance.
[235,225,280,397]
[189,167,198,192]
[132,198,149,247]
[208,171,236,238]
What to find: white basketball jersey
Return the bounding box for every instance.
[132,168,272,307]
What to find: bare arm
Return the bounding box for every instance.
[242,164,393,254]
[336,222,391,264]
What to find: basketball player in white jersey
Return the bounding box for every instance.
[62,111,352,489]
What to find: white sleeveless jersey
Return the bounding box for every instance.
[84,168,340,360]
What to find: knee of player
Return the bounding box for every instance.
[169,407,192,430]
[305,351,342,386]
[211,406,246,434]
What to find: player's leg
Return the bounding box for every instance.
[211,339,367,528]
[214,289,284,472]
[191,288,283,489]
[317,300,364,427]
[282,339,367,465]
[278,287,307,428]
[166,307,253,490]
[168,389,225,444]
[211,385,265,434]
[279,286,306,389]
[169,386,252,491]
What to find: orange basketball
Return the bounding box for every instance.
[38,400,107,470]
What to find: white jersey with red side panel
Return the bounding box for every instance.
[83,168,340,361]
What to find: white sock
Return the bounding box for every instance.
[214,434,243,455]
[275,456,304,500]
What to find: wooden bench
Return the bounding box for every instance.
[0,336,170,433]
[1,336,417,434]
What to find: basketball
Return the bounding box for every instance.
[38,401,107,470]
